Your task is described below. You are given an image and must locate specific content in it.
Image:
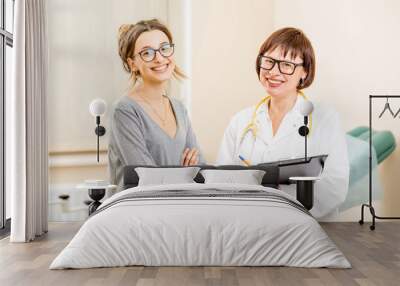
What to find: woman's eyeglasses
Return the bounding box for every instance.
[134,43,175,62]
[258,56,303,75]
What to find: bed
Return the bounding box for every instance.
[50,164,350,269]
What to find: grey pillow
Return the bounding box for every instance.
[200,169,266,185]
[135,167,201,186]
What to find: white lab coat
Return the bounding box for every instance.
[217,96,349,219]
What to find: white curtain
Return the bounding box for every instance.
[9,0,48,242]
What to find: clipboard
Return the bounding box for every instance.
[257,154,328,184]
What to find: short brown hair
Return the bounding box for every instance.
[256,27,315,89]
[118,19,186,84]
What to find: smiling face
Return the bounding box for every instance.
[129,30,176,84]
[259,46,307,97]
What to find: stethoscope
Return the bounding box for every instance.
[238,91,313,164]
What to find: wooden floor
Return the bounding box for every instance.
[0,222,399,286]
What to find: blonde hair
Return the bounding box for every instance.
[118,19,186,85]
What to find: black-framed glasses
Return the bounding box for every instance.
[258,56,303,75]
[134,43,175,62]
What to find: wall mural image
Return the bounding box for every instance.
[47,0,400,225]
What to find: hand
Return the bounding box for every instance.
[181,148,199,166]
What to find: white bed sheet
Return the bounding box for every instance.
[50,183,350,269]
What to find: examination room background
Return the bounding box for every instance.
[45,0,400,222]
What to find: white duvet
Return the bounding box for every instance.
[50,183,350,269]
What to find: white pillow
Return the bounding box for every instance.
[200,169,266,185]
[135,167,201,186]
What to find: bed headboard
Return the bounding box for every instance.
[123,164,280,190]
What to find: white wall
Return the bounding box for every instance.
[167,0,192,109]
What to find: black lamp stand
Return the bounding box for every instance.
[298,116,310,162]
[94,115,106,162]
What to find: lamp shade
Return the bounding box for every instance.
[89,99,107,116]
[299,101,314,116]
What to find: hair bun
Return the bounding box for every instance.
[118,24,133,38]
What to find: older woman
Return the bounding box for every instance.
[217,27,349,219]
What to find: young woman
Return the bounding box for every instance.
[109,19,204,187]
[217,27,349,219]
